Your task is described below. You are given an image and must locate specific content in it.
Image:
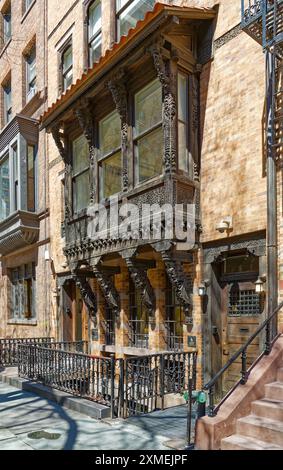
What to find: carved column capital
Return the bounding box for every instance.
[76,275,97,316]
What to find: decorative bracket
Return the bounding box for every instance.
[107,69,128,191]
[161,250,193,315]
[92,262,120,316]
[75,275,97,316]
[51,123,67,163]
[124,256,155,314]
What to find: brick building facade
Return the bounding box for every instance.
[0,0,281,395]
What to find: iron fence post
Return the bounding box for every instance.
[240,349,248,384]
[160,353,165,410]
[110,354,115,419]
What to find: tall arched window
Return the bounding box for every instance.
[88,0,102,66]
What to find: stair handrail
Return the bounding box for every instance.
[203,300,283,417]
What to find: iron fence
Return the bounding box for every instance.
[18,343,197,424]
[0,337,53,367]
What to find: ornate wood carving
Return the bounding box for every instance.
[124,257,155,313]
[74,97,97,204]
[75,276,97,315]
[150,44,177,174]
[161,250,193,315]
[51,124,67,162]
[92,264,120,315]
[107,70,128,191]
[203,237,266,264]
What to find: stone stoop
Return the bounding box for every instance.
[221,368,283,450]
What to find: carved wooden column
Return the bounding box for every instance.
[107,70,129,192]
[74,97,97,204]
[150,44,177,176]
[115,266,130,357]
[148,261,167,351]
[51,123,72,222]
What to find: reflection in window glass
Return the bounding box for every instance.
[116,0,155,38]
[177,72,190,174]
[0,156,10,221]
[99,151,122,200]
[135,79,162,136]
[27,145,36,212]
[135,127,162,183]
[88,0,102,65]
[72,134,90,212]
[62,45,73,91]
[99,111,121,156]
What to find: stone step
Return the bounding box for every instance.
[277,368,283,382]
[237,415,283,446]
[265,381,283,401]
[221,434,283,451]
[251,398,283,421]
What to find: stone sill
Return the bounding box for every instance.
[0,38,12,59]
[7,319,37,326]
[21,0,36,24]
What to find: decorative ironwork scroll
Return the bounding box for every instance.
[107,69,128,191]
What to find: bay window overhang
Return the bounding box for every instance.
[41,3,215,262]
[0,114,39,255]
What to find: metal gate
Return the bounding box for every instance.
[121,351,197,418]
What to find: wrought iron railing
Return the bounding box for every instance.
[202,301,283,417]
[0,337,53,367]
[128,320,149,349]
[46,341,89,354]
[18,343,197,432]
[18,344,121,418]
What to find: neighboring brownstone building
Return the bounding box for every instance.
[1,0,282,398]
[0,0,52,339]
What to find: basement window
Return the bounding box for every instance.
[10,263,36,320]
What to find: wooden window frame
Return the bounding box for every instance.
[71,131,90,214]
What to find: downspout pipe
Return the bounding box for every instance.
[266,50,278,336]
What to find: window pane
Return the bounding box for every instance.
[63,46,72,73]
[0,157,10,221]
[89,33,102,64]
[4,83,12,124]
[99,111,121,157]
[118,0,155,37]
[73,134,89,174]
[89,1,101,38]
[178,73,188,123]
[12,145,18,211]
[73,171,90,212]
[135,79,162,136]
[135,127,162,183]
[4,13,11,43]
[27,145,36,212]
[178,122,189,173]
[64,69,73,90]
[99,151,122,199]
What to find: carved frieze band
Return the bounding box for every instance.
[92,265,120,315]
[75,276,97,315]
[107,70,129,192]
[125,257,155,313]
[74,97,97,204]
[149,44,177,174]
[161,250,193,315]
[203,236,266,264]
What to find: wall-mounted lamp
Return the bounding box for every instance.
[198,280,210,297]
[255,275,266,294]
[216,216,233,234]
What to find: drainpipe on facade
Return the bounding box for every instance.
[266,50,278,337]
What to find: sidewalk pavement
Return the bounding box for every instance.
[0,382,187,450]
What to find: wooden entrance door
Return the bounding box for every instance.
[62,281,88,343]
[222,280,263,393]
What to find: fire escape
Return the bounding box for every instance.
[242,1,283,324]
